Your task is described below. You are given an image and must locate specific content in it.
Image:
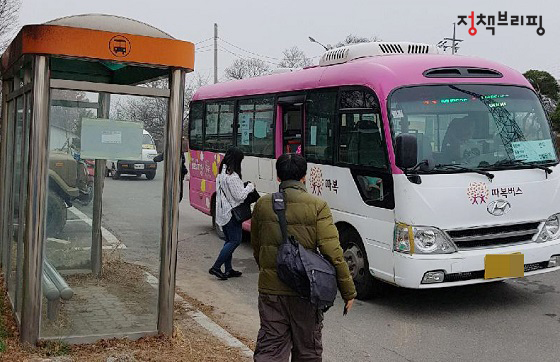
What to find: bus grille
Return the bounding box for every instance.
[443,262,549,282]
[446,222,541,249]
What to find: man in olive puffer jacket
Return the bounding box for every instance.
[251,153,356,362]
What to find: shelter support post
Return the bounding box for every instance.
[21,55,50,345]
[91,159,106,277]
[157,69,185,335]
[91,93,110,277]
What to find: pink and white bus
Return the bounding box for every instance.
[188,42,560,299]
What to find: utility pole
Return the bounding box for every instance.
[437,23,463,54]
[214,23,218,84]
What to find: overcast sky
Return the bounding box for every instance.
[19,0,560,83]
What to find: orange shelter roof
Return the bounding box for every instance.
[1,15,194,73]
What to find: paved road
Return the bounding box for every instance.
[96,171,560,362]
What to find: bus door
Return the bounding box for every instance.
[278,95,305,156]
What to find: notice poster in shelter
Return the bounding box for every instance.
[81,118,143,160]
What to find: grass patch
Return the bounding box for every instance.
[41,340,71,356]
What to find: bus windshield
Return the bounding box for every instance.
[389,84,558,171]
[143,133,154,145]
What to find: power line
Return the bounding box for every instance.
[195,37,213,45]
[218,45,280,66]
[218,37,280,61]
[196,44,213,51]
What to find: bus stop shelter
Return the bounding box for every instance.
[0,14,194,344]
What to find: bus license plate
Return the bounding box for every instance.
[134,164,145,170]
[484,253,524,279]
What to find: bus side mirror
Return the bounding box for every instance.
[395,134,418,170]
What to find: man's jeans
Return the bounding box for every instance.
[212,218,242,272]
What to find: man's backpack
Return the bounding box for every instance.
[273,192,338,311]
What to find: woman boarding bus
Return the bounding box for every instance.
[188,41,560,299]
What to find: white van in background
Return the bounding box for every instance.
[107,130,158,180]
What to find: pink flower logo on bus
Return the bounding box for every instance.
[467,182,489,205]
[310,166,323,195]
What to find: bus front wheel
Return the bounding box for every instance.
[340,226,381,300]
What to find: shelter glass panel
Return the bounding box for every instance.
[40,87,166,339]
[8,96,24,312]
[1,99,15,280]
[16,92,32,316]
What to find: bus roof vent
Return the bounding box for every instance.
[319,41,438,66]
[423,67,503,78]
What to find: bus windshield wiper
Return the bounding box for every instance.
[434,163,495,181]
[491,159,553,177]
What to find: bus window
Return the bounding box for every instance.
[305,90,337,163]
[389,85,557,168]
[188,102,203,150]
[237,97,274,156]
[218,102,234,148]
[205,101,234,151]
[338,90,387,169]
[205,103,219,150]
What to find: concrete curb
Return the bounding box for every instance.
[144,272,254,359]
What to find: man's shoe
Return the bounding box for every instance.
[209,267,228,280]
[225,269,242,278]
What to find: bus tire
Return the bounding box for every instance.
[211,194,225,240]
[339,226,381,300]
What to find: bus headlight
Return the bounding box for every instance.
[394,224,457,254]
[537,214,560,242]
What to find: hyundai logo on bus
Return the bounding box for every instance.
[458,12,544,36]
[109,35,131,57]
[487,199,512,217]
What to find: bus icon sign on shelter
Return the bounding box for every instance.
[109,35,131,57]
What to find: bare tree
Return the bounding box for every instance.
[113,80,168,150]
[50,89,95,144]
[0,0,21,135]
[224,58,270,80]
[331,34,382,49]
[278,46,312,69]
[0,0,21,51]
[114,73,209,149]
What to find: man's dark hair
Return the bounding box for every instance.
[276,153,307,182]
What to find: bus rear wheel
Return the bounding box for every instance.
[340,226,382,300]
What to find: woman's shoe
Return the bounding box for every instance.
[225,269,242,278]
[209,267,228,280]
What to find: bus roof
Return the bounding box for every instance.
[193,54,531,101]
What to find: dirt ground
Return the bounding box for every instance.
[0,272,252,362]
